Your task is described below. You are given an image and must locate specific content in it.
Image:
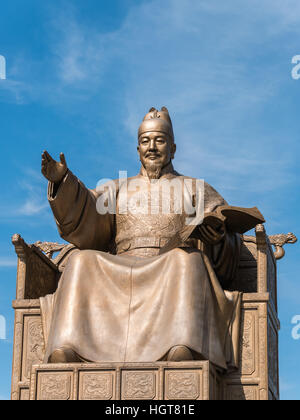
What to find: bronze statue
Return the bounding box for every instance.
[40,107,243,371]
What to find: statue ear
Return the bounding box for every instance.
[161,106,169,112]
[149,107,156,112]
[171,143,176,159]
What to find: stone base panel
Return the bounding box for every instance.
[29,361,219,401]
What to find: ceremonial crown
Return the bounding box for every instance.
[138,107,174,141]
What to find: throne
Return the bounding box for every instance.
[10,226,297,400]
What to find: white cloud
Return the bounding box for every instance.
[50,14,107,86]
[16,170,49,217]
[0,79,33,104]
[23,0,295,224]
[0,257,17,268]
[97,0,296,201]
[18,200,48,217]
[0,168,49,220]
[1,0,299,213]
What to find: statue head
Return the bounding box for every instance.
[137,107,177,179]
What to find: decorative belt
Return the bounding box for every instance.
[117,236,195,254]
[117,237,172,254]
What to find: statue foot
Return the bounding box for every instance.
[48,347,82,363]
[166,345,194,361]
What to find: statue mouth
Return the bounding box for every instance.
[147,154,160,160]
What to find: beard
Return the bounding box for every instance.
[143,161,163,179]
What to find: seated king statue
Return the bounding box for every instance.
[40,107,242,372]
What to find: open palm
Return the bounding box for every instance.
[41,151,68,183]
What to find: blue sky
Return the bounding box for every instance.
[0,0,299,400]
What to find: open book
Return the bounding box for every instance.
[159,206,265,254]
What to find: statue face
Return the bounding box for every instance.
[137,131,176,169]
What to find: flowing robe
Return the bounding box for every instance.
[41,164,242,370]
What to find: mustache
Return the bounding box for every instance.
[146,151,161,157]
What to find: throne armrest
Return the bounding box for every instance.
[12,235,60,300]
[12,234,77,300]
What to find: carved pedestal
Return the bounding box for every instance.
[29,361,219,401]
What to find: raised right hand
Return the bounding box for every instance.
[41,151,68,183]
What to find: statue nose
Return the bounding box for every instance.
[149,140,157,150]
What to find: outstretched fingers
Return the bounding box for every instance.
[42,151,49,171]
[60,153,67,167]
[42,150,53,162]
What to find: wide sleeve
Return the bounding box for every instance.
[48,170,114,251]
[209,233,241,289]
